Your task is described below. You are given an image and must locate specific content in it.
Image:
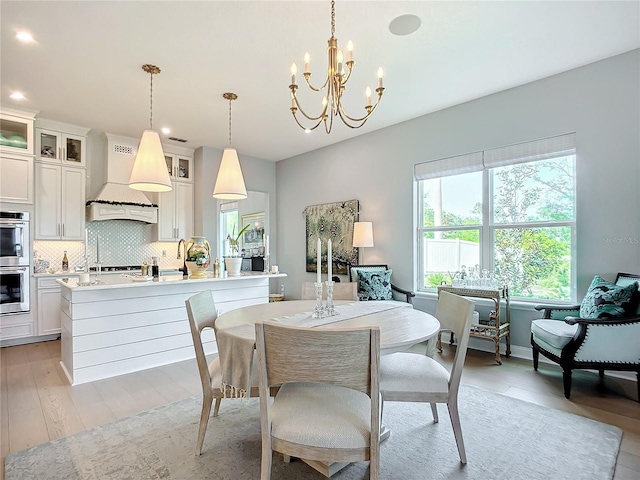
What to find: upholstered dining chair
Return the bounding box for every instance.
[300,281,358,301]
[255,322,381,479]
[379,290,475,464]
[348,264,415,304]
[185,290,261,455]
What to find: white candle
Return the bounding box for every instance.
[304,52,310,73]
[290,63,297,85]
[377,67,384,88]
[327,239,332,280]
[316,238,321,284]
[265,234,269,256]
[79,273,90,285]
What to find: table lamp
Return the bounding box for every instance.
[353,221,374,264]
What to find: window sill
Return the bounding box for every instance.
[414,290,576,311]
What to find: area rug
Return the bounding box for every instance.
[5,384,621,480]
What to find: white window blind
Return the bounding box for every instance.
[414,133,576,179]
[483,133,576,168]
[414,151,483,180]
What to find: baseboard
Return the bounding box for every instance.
[1,333,60,348]
[465,342,637,382]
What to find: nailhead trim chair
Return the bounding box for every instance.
[348,264,415,304]
[530,273,640,401]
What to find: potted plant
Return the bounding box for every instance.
[225,224,250,276]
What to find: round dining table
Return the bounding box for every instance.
[215,299,440,355]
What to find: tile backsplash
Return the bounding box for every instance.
[34,220,185,272]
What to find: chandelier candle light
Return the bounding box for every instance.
[289,0,385,133]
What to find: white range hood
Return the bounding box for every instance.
[86,134,158,223]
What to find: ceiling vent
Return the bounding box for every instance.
[168,136,188,143]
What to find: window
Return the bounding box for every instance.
[415,134,576,302]
[219,201,239,257]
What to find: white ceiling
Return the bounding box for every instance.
[1,1,638,162]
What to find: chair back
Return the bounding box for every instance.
[301,281,358,301]
[255,322,380,396]
[185,290,218,395]
[435,291,475,396]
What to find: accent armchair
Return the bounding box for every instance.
[530,272,640,401]
[348,264,415,304]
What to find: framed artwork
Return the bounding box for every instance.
[304,199,359,275]
[241,212,265,248]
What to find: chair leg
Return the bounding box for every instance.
[598,369,605,379]
[532,345,539,371]
[261,442,273,480]
[447,398,467,464]
[195,392,213,456]
[562,369,573,399]
[430,402,439,423]
[636,371,639,403]
[213,397,222,417]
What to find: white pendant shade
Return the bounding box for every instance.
[353,221,374,247]
[129,130,172,192]
[213,147,247,199]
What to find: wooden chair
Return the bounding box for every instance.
[348,264,415,304]
[531,272,640,400]
[300,281,358,301]
[379,290,475,464]
[255,322,381,479]
[185,290,261,455]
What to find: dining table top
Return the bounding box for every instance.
[215,300,440,355]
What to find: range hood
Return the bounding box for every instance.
[86,134,159,223]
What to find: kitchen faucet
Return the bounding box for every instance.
[177,239,188,277]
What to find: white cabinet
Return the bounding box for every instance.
[37,277,62,335]
[0,108,35,204]
[35,163,86,240]
[0,154,33,203]
[36,127,87,166]
[155,182,194,241]
[0,110,34,156]
[164,153,193,183]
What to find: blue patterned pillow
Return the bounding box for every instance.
[579,275,639,318]
[357,269,393,301]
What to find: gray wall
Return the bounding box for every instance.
[276,49,640,352]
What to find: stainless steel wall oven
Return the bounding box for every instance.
[1,211,30,314]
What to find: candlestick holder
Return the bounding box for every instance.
[263,254,270,274]
[325,280,338,316]
[312,281,325,318]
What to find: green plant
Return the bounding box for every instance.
[227,224,250,256]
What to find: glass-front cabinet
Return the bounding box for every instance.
[164,153,193,182]
[36,128,86,166]
[0,112,34,155]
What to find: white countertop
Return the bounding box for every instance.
[56,271,286,290]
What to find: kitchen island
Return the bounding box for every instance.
[57,271,286,385]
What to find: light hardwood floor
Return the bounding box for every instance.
[1,339,638,479]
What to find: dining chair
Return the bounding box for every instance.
[300,281,358,301]
[185,290,261,455]
[379,290,475,464]
[255,322,381,480]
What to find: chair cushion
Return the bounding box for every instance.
[579,275,639,318]
[357,269,393,301]
[379,353,449,395]
[531,319,578,350]
[271,382,372,449]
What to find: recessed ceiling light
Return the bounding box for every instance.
[389,14,421,36]
[161,127,170,135]
[15,31,34,43]
[10,92,26,101]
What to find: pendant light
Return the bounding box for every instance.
[213,92,247,199]
[129,64,172,192]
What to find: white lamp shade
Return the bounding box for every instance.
[213,148,247,199]
[129,130,172,192]
[353,221,374,247]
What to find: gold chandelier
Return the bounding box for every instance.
[289,0,385,133]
